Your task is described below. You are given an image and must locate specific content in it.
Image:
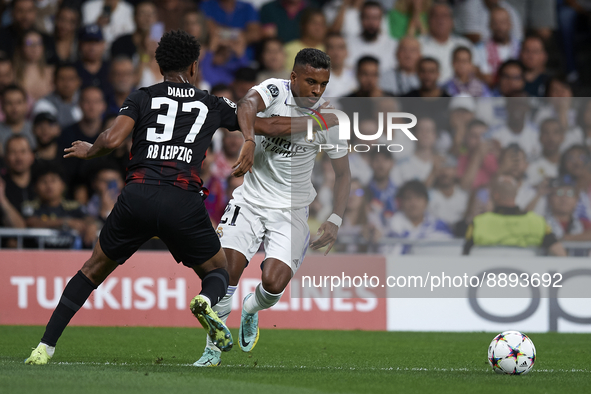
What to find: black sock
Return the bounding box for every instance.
[200,268,229,307]
[41,270,97,347]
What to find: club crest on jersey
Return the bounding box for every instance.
[168,86,195,98]
[223,97,237,109]
[267,84,279,98]
[216,226,223,238]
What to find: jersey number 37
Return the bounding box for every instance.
[146,97,208,144]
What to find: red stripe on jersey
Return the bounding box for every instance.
[127,168,146,184]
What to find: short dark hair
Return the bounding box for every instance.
[559,144,591,177]
[540,118,561,133]
[356,55,379,72]
[397,180,429,201]
[452,46,472,61]
[54,62,78,80]
[34,163,65,185]
[4,134,31,155]
[497,59,525,78]
[370,148,394,162]
[545,75,572,98]
[419,57,440,70]
[155,30,201,73]
[361,1,383,14]
[1,84,27,101]
[294,48,331,70]
[499,143,526,163]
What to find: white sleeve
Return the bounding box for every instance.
[250,78,284,109]
[324,125,348,160]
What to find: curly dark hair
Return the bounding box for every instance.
[294,48,330,70]
[155,30,201,73]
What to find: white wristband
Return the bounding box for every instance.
[327,213,342,227]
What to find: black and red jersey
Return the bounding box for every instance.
[119,81,239,192]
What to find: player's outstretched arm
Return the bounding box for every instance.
[254,101,339,137]
[233,90,265,177]
[64,115,135,160]
[310,156,351,255]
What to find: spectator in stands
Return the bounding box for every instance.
[86,165,124,224]
[0,0,57,65]
[154,0,195,31]
[457,119,498,190]
[520,35,549,97]
[111,1,159,64]
[380,36,420,96]
[463,175,566,256]
[22,165,98,248]
[345,1,397,74]
[53,5,80,63]
[556,0,587,82]
[32,112,62,168]
[337,178,375,253]
[257,38,290,83]
[387,180,452,254]
[404,57,449,98]
[323,33,356,98]
[260,0,308,43]
[497,143,545,214]
[212,129,244,181]
[452,0,522,44]
[200,19,251,87]
[0,170,26,228]
[446,96,476,157]
[284,8,327,71]
[475,6,521,85]
[387,0,430,39]
[136,28,164,89]
[0,135,35,227]
[106,57,136,115]
[534,76,582,152]
[559,144,591,203]
[418,2,474,83]
[82,0,136,50]
[429,155,468,232]
[366,149,397,230]
[492,59,525,97]
[32,63,82,130]
[489,93,540,160]
[75,25,111,95]
[231,67,258,100]
[0,55,15,94]
[545,176,591,242]
[526,118,563,187]
[182,9,208,45]
[14,29,54,101]
[443,46,491,97]
[393,117,443,187]
[59,85,106,150]
[347,56,393,98]
[0,85,35,154]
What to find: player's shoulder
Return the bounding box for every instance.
[254,78,290,102]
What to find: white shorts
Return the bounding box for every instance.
[216,191,310,273]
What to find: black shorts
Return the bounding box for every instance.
[99,183,220,267]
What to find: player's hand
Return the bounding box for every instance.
[64,141,92,159]
[232,139,255,177]
[318,101,339,128]
[310,221,338,255]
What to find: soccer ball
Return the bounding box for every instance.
[488,331,536,375]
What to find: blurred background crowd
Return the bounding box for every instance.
[0,0,590,254]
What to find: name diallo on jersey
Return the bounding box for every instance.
[261,136,308,158]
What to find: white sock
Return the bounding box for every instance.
[243,283,283,314]
[40,342,55,357]
[200,294,211,307]
[205,286,237,351]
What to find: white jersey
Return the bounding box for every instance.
[240,78,348,209]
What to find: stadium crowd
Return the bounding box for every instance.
[0,0,590,254]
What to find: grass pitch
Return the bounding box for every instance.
[1,326,590,394]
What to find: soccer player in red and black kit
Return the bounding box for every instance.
[24,31,258,365]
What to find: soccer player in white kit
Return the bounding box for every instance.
[195,49,352,366]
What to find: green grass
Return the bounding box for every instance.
[1,326,590,394]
